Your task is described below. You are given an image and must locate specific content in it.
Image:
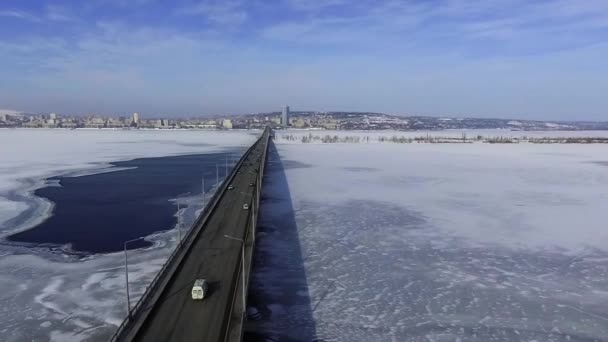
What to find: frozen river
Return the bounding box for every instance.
[1,128,608,341]
[248,135,608,341]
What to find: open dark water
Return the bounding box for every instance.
[7,150,240,254]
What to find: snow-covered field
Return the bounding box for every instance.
[0,129,258,342]
[250,135,608,341]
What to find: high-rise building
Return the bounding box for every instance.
[132,112,140,125]
[282,105,290,126]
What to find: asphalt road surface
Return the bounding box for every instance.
[125,136,268,342]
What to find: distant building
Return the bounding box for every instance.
[61,121,78,128]
[292,118,307,128]
[0,109,21,122]
[153,119,170,128]
[85,117,106,128]
[132,112,140,125]
[106,118,123,128]
[49,113,57,120]
[281,105,290,127]
[222,119,233,129]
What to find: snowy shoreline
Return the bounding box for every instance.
[0,177,55,239]
[274,129,608,144]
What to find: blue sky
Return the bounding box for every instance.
[0,0,607,120]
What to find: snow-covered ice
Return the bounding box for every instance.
[3,128,608,341]
[249,133,608,341]
[0,128,258,341]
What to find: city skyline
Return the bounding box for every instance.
[1,1,608,120]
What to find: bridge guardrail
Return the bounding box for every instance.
[222,128,271,342]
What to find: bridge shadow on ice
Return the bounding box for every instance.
[245,140,318,342]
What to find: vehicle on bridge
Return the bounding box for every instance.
[191,279,209,300]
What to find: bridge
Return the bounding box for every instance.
[111,127,271,342]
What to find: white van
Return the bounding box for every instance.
[191,279,209,300]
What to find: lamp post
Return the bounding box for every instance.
[124,237,145,319]
[202,175,205,205]
[177,201,182,243]
[175,192,191,245]
[223,234,246,316]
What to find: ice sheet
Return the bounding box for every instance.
[249,137,608,341]
[276,142,608,252]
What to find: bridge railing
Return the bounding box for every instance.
[109,128,270,342]
[221,128,271,342]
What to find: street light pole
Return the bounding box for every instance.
[177,201,182,243]
[202,175,205,205]
[124,237,144,319]
[223,235,246,316]
[252,199,256,237]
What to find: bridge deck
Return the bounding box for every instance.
[120,133,268,342]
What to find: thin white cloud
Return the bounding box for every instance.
[0,9,41,22]
[46,5,73,21]
[261,0,608,53]
[0,6,76,22]
[175,1,247,26]
[0,38,67,56]
[262,18,374,44]
[90,0,156,7]
[1,19,227,92]
[262,2,431,45]
[286,0,349,12]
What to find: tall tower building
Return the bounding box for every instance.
[132,112,140,125]
[281,105,290,127]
